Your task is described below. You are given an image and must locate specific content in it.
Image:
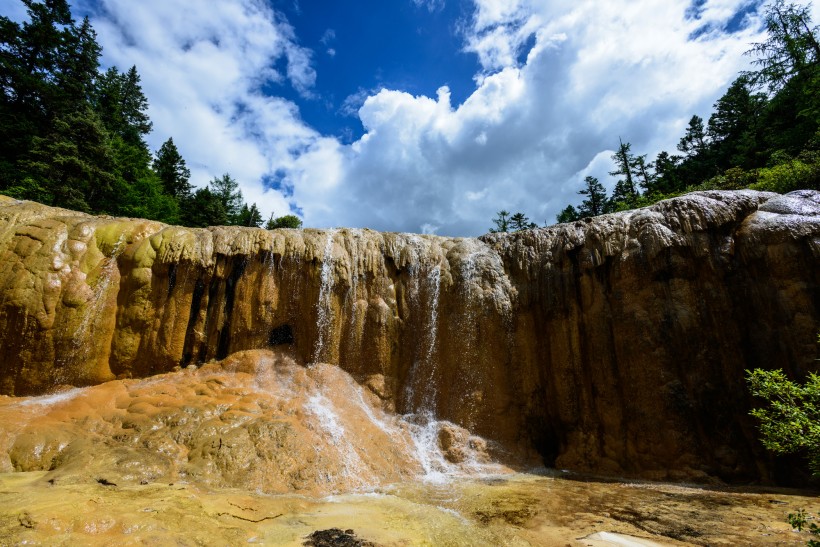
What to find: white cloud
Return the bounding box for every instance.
[412,0,446,13]
[320,29,336,44]
[288,0,785,234]
[76,0,320,221]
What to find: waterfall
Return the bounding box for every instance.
[312,230,336,363]
[417,264,441,415]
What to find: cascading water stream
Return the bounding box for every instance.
[417,264,441,415]
[312,230,336,364]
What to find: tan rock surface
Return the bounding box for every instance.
[0,469,816,546]
[0,349,506,495]
[0,190,818,482]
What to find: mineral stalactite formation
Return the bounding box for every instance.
[0,190,818,482]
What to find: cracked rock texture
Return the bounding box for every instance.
[0,190,817,482]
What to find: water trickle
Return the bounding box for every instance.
[64,234,127,375]
[344,230,364,353]
[313,230,336,363]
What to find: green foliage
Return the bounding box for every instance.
[209,173,244,223]
[750,153,820,193]
[153,138,191,199]
[92,66,152,146]
[556,204,580,224]
[509,212,536,231]
[119,171,180,223]
[578,176,608,217]
[610,138,639,204]
[746,368,820,476]
[489,210,536,232]
[182,187,228,227]
[0,1,275,231]
[19,106,116,212]
[236,203,263,227]
[745,0,820,92]
[490,210,511,232]
[552,2,820,225]
[265,213,303,230]
[787,509,820,546]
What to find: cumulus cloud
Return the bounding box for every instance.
[52,0,820,235]
[290,0,793,234]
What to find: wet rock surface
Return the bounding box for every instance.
[0,350,508,495]
[0,469,816,546]
[0,190,818,482]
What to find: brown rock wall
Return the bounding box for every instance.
[0,190,818,481]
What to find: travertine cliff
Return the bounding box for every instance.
[0,190,818,482]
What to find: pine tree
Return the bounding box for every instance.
[677,115,716,184]
[489,210,511,233]
[707,77,767,170]
[632,155,656,194]
[556,205,580,224]
[652,151,684,194]
[678,115,709,158]
[182,187,228,227]
[55,17,100,111]
[0,0,85,188]
[509,212,536,231]
[17,106,115,212]
[610,138,639,206]
[209,173,244,223]
[153,137,191,199]
[745,0,820,92]
[93,65,152,146]
[236,203,263,227]
[577,176,608,217]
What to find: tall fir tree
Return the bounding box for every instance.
[577,176,608,217]
[153,138,191,199]
[209,173,244,224]
[707,77,767,170]
[610,138,639,206]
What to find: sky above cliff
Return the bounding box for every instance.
[4,0,819,235]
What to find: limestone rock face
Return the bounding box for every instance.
[0,190,817,482]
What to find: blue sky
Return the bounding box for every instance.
[271,0,480,142]
[4,0,817,235]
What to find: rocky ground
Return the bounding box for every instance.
[0,469,816,546]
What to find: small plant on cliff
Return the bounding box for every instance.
[748,365,820,546]
[787,509,820,546]
[746,368,820,476]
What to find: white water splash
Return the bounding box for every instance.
[304,389,369,488]
[18,388,84,407]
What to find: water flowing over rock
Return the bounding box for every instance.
[0,190,818,483]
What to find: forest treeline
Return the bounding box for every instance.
[552,0,820,224]
[0,0,301,229]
